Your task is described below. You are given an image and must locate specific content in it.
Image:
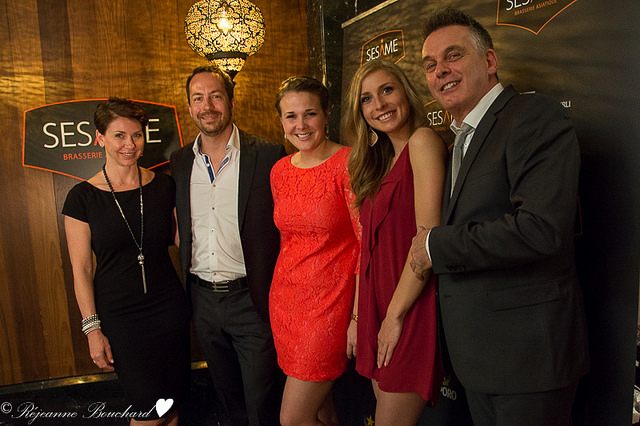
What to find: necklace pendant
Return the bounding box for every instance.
[141,266,147,294]
[103,165,146,294]
[138,253,147,294]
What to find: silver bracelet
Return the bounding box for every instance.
[81,314,101,335]
[81,313,99,327]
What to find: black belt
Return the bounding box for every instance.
[191,274,248,293]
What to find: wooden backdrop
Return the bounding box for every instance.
[0,0,308,386]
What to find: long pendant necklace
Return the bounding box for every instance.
[102,164,147,294]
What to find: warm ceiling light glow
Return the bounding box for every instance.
[185,0,266,78]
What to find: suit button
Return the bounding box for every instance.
[446,265,465,272]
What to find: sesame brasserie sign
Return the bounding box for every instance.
[23,99,183,180]
[497,0,579,35]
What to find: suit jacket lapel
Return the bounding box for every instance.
[237,131,257,234]
[173,142,195,229]
[178,146,195,202]
[444,86,518,222]
[171,142,195,282]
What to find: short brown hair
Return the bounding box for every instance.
[422,7,494,54]
[185,65,235,104]
[94,97,148,135]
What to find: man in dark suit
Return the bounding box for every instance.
[170,65,285,426]
[410,7,589,425]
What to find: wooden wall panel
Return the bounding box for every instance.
[26,169,76,379]
[0,0,308,386]
[232,1,309,151]
[0,240,21,385]
[0,0,20,386]
[1,0,50,385]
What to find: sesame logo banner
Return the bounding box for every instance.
[23,99,183,180]
[360,30,405,65]
[497,0,579,34]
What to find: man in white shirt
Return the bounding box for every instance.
[171,65,285,426]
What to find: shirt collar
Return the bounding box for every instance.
[192,124,240,157]
[451,83,504,132]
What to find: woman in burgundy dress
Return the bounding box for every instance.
[342,60,447,425]
[270,76,360,425]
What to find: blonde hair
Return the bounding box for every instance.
[341,60,426,208]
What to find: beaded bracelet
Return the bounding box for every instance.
[82,322,101,335]
[81,314,101,335]
[351,314,358,323]
[81,313,98,327]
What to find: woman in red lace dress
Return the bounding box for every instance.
[270,76,360,425]
[342,60,447,425]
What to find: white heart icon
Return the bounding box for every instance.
[155,398,174,417]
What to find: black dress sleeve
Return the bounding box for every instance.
[61,181,90,223]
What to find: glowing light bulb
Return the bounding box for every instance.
[218,15,232,33]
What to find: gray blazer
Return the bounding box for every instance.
[430,85,589,394]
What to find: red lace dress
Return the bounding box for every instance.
[270,146,360,381]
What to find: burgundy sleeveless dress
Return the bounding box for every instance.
[356,144,441,403]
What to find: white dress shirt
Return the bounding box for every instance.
[190,125,247,282]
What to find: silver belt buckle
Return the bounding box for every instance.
[212,280,231,292]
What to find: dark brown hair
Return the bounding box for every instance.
[186,65,235,104]
[94,97,148,135]
[422,7,494,54]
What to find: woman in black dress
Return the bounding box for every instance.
[63,98,190,425]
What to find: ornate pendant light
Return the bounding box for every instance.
[185,0,266,78]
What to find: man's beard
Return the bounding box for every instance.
[198,112,231,137]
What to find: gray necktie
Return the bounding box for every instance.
[451,123,473,196]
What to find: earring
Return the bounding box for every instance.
[368,128,378,147]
